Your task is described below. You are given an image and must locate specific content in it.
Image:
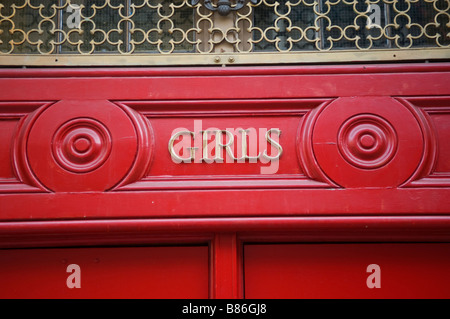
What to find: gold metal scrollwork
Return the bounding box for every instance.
[191,0,258,16]
[0,0,448,64]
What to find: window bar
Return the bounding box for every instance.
[56,0,64,54]
[318,0,325,51]
[125,0,131,53]
[384,1,393,49]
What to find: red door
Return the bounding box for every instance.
[0,64,450,299]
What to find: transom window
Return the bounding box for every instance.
[0,0,449,65]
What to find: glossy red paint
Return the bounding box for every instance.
[0,246,209,299]
[0,63,449,298]
[245,243,450,299]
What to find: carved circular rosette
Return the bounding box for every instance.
[337,114,398,170]
[13,100,153,192]
[298,97,436,188]
[52,118,112,174]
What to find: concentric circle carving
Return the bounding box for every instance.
[337,114,397,170]
[52,118,112,173]
[298,97,435,188]
[13,100,153,192]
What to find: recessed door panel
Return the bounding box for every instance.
[0,246,209,299]
[244,243,450,298]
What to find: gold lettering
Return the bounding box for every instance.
[239,129,261,162]
[263,128,282,160]
[200,130,216,163]
[168,130,195,163]
[214,130,236,163]
[168,127,282,164]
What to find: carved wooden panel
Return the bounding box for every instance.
[12,100,153,192]
[0,64,449,221]
[299,96,436,188]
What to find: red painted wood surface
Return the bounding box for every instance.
[245,243,450,299]
[0,64,449,220]
[0,246,209,299]
[1,216,450,249]
[0,63,449,299]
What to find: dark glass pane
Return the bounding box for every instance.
[61,0,127,53]
[322,1,389,50]
[132,0,194,53]
[0,0,59,54]
[0,0,448,54]
[253,0,316,51]
[253,0,449,51]
[385,0,450,48]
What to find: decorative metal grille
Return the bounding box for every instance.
[0,0,449,65]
